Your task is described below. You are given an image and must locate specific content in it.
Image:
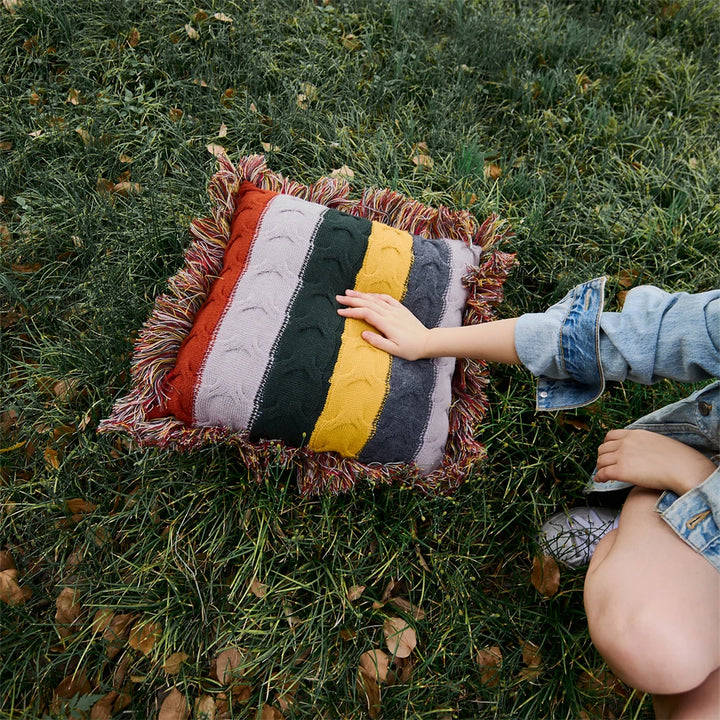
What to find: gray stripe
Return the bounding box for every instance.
[359,235,452,468]
[413,238,483,471]
[194,194,327,429]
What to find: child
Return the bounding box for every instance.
[337,278,719,720]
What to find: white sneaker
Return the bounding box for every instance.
[539,507,620,569]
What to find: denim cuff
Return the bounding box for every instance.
[515,277,607,410]
[656,467,720,573]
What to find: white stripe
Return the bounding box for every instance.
[194,194,327,429]
[413,239,483,472]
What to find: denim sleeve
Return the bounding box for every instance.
[515,278,720,410]
[656,467,720,572]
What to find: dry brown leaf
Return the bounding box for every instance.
[76,127,91,145]
[531,554,560,598]
[192,78,208,87]
[97,177,115,194]
[215,647,243,684]
[169,107,183,122]
[330,165,355,182]
[206,144,226,158]
[91,691,118,720]
[249,577,267,598]
[475,645,502,686]
[127,28,140,47]
[44,447,61,470]
[0,551,16,572]
[383,617,416,658]
[92,608,114,634]
[158,687,189,720]
[213,12,233,22]
[67,89,81,105]
[2,0,23,12]
[55,587,82,635]
[346,584,365,602]
[260,142,280,153]
[119,153,133,163]
[66,498,97,515]
[521,640,542,667]
[388,596,426,621]
[484,162,502,180]
[339,628,357,641]
[411,142,433,169]
[0,568,32,605]
[261,705,284,720]
[103,612,137,653]
[113,181,142,196]
[185,24,199,40]
[52,671,91,712]
[356,669,381,719]
[195,694,216,719]
[0,141,13,151]
[128,620,162,655]
[617,267,639,288]
[11,263,41,273]
[218,123,228,138]
[341,34,362,51]
[163,651,189,675]
[359,649,390,684]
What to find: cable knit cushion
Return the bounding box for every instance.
[100,155,514,494]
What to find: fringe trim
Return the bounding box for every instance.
[99,155,516,495]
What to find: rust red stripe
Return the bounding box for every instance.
[152,182,276,424]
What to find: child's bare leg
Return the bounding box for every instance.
[652,667,719,720]
[584,487,720,698]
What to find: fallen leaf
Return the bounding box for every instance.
[217,123,228,138]
[91,691,118,720]
[67,89,81,105]
[346,584,365,601]
[330,165,355,182]
[0,141,12,151]
[0,551,16,571]
[52,672,92,715]
[128,620,162,655]
[163,651,189,675]
[341,34,362,51]
[185,24,199,40]
[300,82,318,101]
[75,127,91,145]
[261,705,284,720]
[484,162,502,180]
[158,687,189,720]
[249,577,267,598]
[127,28,140,47]
[55,587,82,636]
[2,0,23,12]
[92,608,114,634]
[388,596,426,621]
[0,568,32,605]
[11,263,41,273]
[169,107,183,122]
[616,267,639,288]
[213,12,233,22]
[215,647,243,684]
[192,78,208,87]
[97,177,115,194]
[222,88,235,107]
[260,142,280,153]
[411,142,433,169]
[119,153,133,163]
[103,613,137,658]
[356,669,381,718]
[112,181,142,196]
[531,554,560,598]
[475,645,502,686]
[206,144,226,158]
[44,446,61,470]
[383,617,416,658]
[359,649,390,683]
[518,639,542,681]
[195,695,216,719]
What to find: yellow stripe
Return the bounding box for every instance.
[309,222,414,456]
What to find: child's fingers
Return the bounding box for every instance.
[361,330,397,354]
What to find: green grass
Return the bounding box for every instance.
[1,0,719,717]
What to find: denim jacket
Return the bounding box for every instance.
[514,278,720,572]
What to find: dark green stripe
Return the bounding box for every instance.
[359,235,451,464]
[249,209,372,446]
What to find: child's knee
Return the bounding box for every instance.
[586,587,707,695]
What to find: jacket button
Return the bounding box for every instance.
[698,401,712,416]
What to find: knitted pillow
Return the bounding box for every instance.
[100,155,514,494]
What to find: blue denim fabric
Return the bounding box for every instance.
[514,279,720,571]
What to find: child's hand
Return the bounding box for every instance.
[595,428,717,496]
[336,290,431,361]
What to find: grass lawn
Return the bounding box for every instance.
[1,0,719,718]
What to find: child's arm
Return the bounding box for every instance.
[336,289,521,364]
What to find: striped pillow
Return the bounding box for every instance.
[152,182,481,473]
[100,155,514,494]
